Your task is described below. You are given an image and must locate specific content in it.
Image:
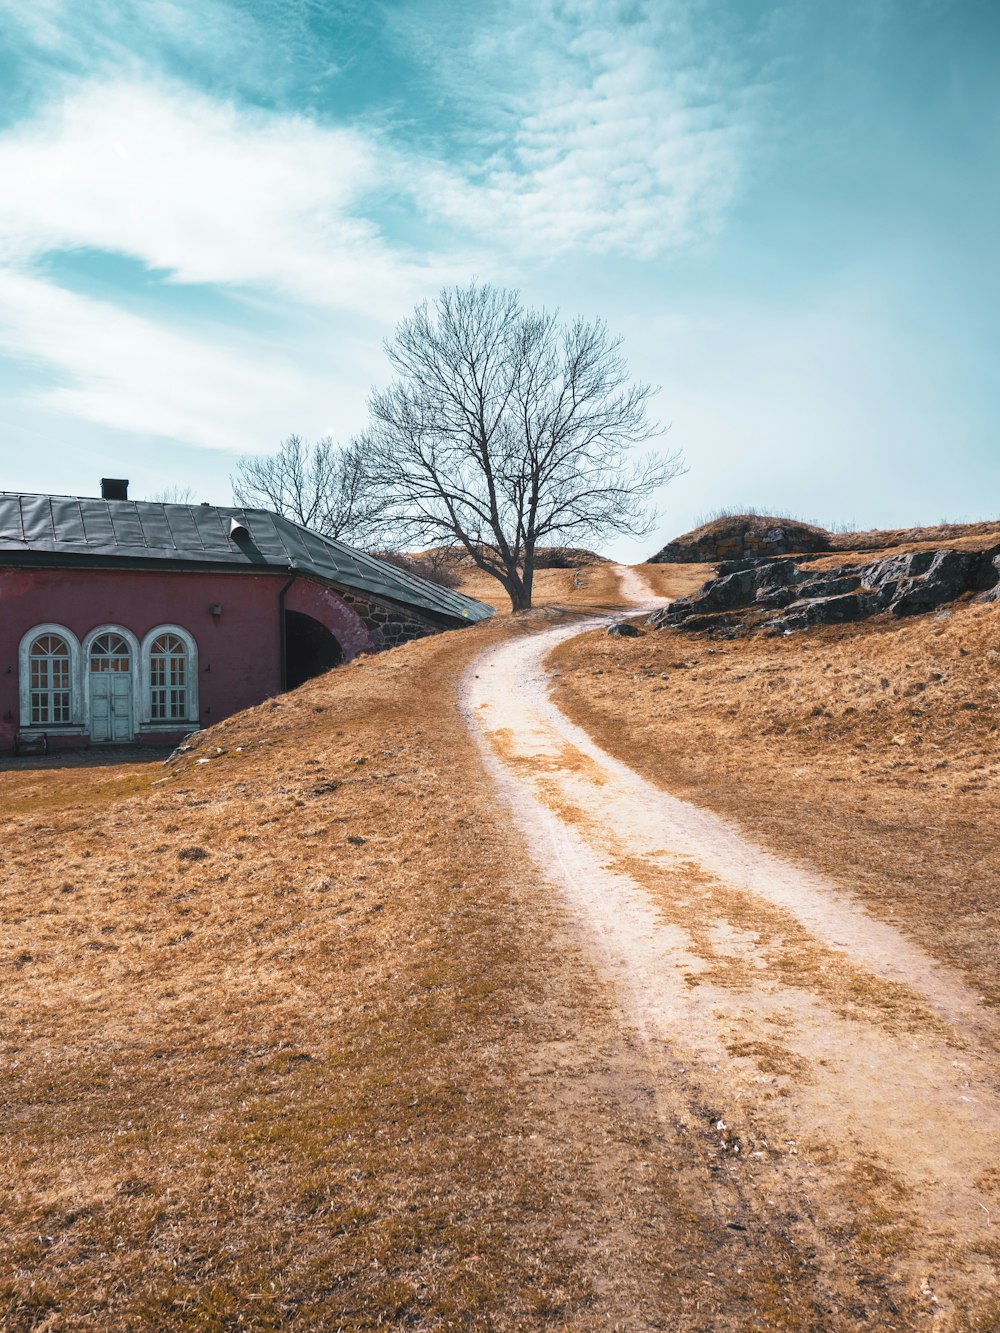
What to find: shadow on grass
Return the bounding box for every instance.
[0,745,172,774]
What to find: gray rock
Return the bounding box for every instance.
[781,592,875,630]
[795,574,862,600]
[755,585,795,608]
[972,545,1000,594]
[646,541,1000,635]
[607,621,640,637]
[699,569,758,611]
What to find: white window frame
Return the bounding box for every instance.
[18,624,84,731]
[82,624,141,740]
[140,625,199,728]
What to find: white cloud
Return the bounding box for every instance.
[0,5,760,305]
[399,0,760,259]
[0,78,448,316]
[0,1,764,461]
[0,266,377,451]
[0,0,281,98]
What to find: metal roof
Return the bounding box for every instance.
[0,492,494,626]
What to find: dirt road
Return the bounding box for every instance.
[461,566,1000,1327]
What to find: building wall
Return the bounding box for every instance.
[0,566,379,753]
[284,577,376,658]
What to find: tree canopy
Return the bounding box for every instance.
[232,434,384,548]
[354,283,684,610]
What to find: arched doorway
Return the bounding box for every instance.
[284,611,344,689]
[89,631,134,742]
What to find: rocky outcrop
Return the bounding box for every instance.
[648,545,1000,637]
[650,516,831,564]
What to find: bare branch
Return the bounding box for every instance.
[231,435,387,548]
[353,282,687,610]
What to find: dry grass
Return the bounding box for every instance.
[629,563,711,602]
[550,592,1000,1010]
[828,520,1000,553]
[6,547,994,1329]
[653,514,1000,563]
[455,561,626,613]
[1,596,842,1331]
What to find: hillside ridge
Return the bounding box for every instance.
[651,513,1000,565]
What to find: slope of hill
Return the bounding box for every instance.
[2,565,822,1330]
[1,608,645,1327]
[6,552,998,1327]
[651,512,1000,566]
[650,514,832,563]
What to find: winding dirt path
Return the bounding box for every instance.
[460,565,1000,1326]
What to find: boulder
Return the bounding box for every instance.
[647,542,1000,636]
[779,592,875,631]
[795,574,862,600]
[607,621,640,637]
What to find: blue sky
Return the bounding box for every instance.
[0,0,996,558]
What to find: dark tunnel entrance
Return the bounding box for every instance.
[284,611,344,689]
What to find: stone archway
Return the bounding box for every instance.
[284,610,344,689]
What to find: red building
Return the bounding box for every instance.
[0,482,492,754]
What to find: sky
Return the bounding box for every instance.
[0,0,997,560]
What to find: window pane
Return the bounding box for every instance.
[91,633,130,672]
[28,633,72,726]
[150,634,189,722]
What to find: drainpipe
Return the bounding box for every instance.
[277,562,298,692]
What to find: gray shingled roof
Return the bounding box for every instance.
[0,492,494,626]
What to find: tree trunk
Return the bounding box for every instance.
[521,556,534,608]
[505,565,532,612]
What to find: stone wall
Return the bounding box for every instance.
[340,590,441,651]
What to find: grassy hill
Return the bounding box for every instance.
[2,565,760,1330]
[5,546,998,1327]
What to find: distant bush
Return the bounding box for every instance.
[375,549,462,589]
[692,504,826,528]
[532,546,609,569]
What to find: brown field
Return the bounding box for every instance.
[454,560,626,613]
[550,576,1000,1009]
[5,552,999,1329]
[1,565,840,1332]
[651,513,1000,565]
[827,520,1000,554]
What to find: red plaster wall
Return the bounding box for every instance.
[0,566,373,752]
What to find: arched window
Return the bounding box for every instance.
[149,632,190,721]
[19,625,83,730]
[139,625,198,728]
[29,633,71,724]
[89,631,132,673]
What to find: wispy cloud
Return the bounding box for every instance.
[395,0,762,258]
[0,1,762,291]
[0,267,366,451]
[0,0,288,108]
[0,0,765,456]
[0,78,452,316]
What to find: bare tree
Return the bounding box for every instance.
[354,283,685,610]
[231,435,385,547]
[149,485,196,504]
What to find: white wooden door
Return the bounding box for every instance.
[90,670,133,742]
